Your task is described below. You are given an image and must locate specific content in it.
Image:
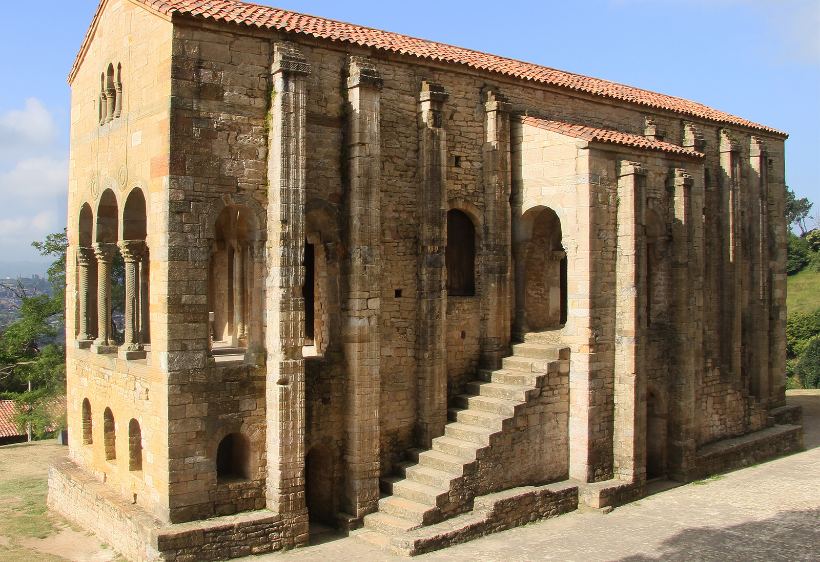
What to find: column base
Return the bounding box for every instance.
[92,343,118,355]
[75,339,93,350]
[120,348,147,360]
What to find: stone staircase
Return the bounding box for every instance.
[361,340,570,551]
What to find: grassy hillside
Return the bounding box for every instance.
[787,268,820,316]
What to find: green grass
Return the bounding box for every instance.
[0,477,55,539]
[787,268,820,316]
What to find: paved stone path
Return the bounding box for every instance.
[248,392,820,562]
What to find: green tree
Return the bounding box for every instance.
[786,232,811,275]
[0,230,67,439]
[795,336,820,389]
[785,186,814,236]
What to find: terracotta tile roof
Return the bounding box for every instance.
[71,0,786,137]
[0,400,22,438]
[520,115,705,159]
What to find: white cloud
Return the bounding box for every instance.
[0,156,68,200]
[0,98,58,157]
[0,211,57,238]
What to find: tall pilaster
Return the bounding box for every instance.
[76,246,95,347]
[720,130,742,381]
[613,161,645,483]
[749,137,770,402]
[416,81,449,447]
[264,41,309,545]
[668,168,700,478]
[481,90,512,368]
[343,56,382,519]
[92,242,117,354]
[119,240,146,360]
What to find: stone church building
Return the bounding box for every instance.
[49,0,803,559]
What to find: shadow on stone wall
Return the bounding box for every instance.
[619,508,820,561]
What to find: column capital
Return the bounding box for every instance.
[347,56,383,90]
[672,168,694,187]
[419,81,448,104]
[77,246,95,265]
[118,240,146,262]
[618,160,645,178]
[720,129,741,153]
[419,81,448,129]
[272,41,310,76]
[682,121,706,152]
[750,136,768,158]
[92,242,117,262]
[483,89,511,113]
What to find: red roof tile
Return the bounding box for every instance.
[0,400,22,438]
[520,116,704,159]
[70,0,786,137]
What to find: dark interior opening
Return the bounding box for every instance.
[216,433,251,481]
[304,242,315,344]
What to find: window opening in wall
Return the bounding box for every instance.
[395,289,402,299]
[128,419,142,471]
[216,433,251,482]
[304,242,315,345]
[82,399,93,445]
[103,407,116,461]
[446,209,476,296]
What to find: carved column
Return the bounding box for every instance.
[264,41,309,545]
[76,247,94,347]
[668,168,700,479]
[99,90,108,125]
[233,243,246,345]
[138,249,150,346]
[114,76,123,119]
[613,161,646,483]
[343,56,382,519]
[118,240,146,360]
[105,87,116,124]
[481,90,512,368]
[416,81,449,447]
[92,243,117,353]
[245,241,266,365]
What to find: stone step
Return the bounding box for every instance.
[392,479,448,507]
[363,511,419,535]
[447,407,506,430]
[380,475,403,495]
[432,435,481,458]
[452,394,518,416]
[478,368,536,387]
[502,355,552,373]
[444,422,495,446]
[512,342,561,360]
[465,381,534,402]
[404,464,458,489]
[379,496,434,525]
[354,529,393,549]
[414,449,470,474]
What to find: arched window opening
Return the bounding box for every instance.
[517,207,565,333]
[121,189,149,356]
[82,399,93,445]
[77,205,98,342]
[128,419,142,471]
[103,407,116,461]
[93,190,120,351]
[446,209,476,297]
[209,206,260,357]
[216,433,250,481]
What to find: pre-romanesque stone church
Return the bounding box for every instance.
[49,0,803,559]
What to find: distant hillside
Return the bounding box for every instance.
[0,261,50,279]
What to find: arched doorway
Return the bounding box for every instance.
[515,206,566,335]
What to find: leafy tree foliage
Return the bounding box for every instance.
[0,230,67,438]
[786,233,811,275]
[795,336,820,389]
[785,186,814,236]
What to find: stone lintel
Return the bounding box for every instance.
[272,41,311,76]
[347,56,383,90]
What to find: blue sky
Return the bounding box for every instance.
[0,0,818,269]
